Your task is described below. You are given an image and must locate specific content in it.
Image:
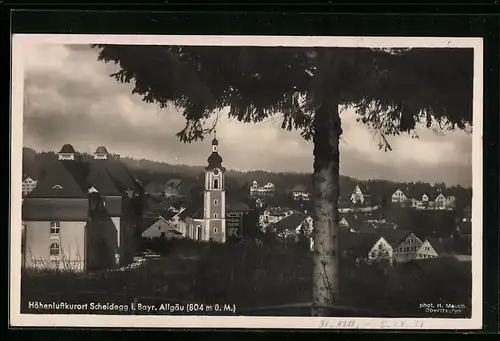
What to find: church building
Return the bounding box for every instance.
[178,136,227,243]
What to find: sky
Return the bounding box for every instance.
[21,43,473,187]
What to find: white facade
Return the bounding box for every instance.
[22,177,38,197]
[391,189,407,204]
[415,240,439,259]
[350,185,365,204]
[250,181,275,197]
[293,191,310,201]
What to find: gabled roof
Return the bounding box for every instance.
[385,230,414,246]
[178,205,203,220]
[424,238,445,254]
[159,210,178,221]
[27,145,141,200]
[272,212,308,232]
[102,155,139,192]
[86,164,121,196]
[352,183,373,195]
[27,161,87,198]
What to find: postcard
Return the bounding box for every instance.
[10,34,483,330]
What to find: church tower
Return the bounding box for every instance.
[203,134,226,243]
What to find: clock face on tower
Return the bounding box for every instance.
[213,168,220,175]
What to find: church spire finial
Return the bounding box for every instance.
[212,130,219,147]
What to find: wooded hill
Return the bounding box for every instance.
[22,147,472,209]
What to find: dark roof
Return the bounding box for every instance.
[22,198,89,221]
[159,210,178,221]
[103,156,139,191]
[341,232,381,258]
[59,144,76,153]
[206,152,224,171]
[95,146,108,154]
[272,212,308,232]
[212,137,219,146]
[353,183,373,195]
[27,145,140,200]
[86,164,121,196]
[141,217,157,233]
[27,161,87,198]
[383,229,413,246]
[226,201,252,212]
[178,205,203,220]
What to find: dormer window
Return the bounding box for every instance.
[52,185,63,190]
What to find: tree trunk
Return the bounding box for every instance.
[311,100,341,316]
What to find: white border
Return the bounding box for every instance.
[10,34,483,330]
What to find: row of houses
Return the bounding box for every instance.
[264,208,471,265]
[391,188,456,210]
[246,180,459,211]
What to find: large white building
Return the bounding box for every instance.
[249,181,275,197]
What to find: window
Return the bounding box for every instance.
[213,199,219,205]
[160,232,166,238]
[52,184,63,190]
[213,178,219,189]
[214,213,218,218]
[50,221,60,235]
[213,227,218,233]
[49,243,60,256]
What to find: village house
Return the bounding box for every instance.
[22,175,38,197]
[259,207,294,231]
[342,230,439,265]
[249,180,275,197]
[21,144,144,272]
[291,184,311,201]
[409,190,456,211]
[391,188,408,205]
[268,211,313,248]
[141,211,183,240]
[350,184,372,206]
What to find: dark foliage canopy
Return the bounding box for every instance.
[92,45,473,147]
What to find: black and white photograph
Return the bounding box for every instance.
[10,35,483,329]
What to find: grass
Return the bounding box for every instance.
[21,239,472,317]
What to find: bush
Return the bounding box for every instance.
[21,240,471,317]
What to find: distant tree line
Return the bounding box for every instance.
[22,147,472,209]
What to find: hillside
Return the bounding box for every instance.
[21,147,472,207]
